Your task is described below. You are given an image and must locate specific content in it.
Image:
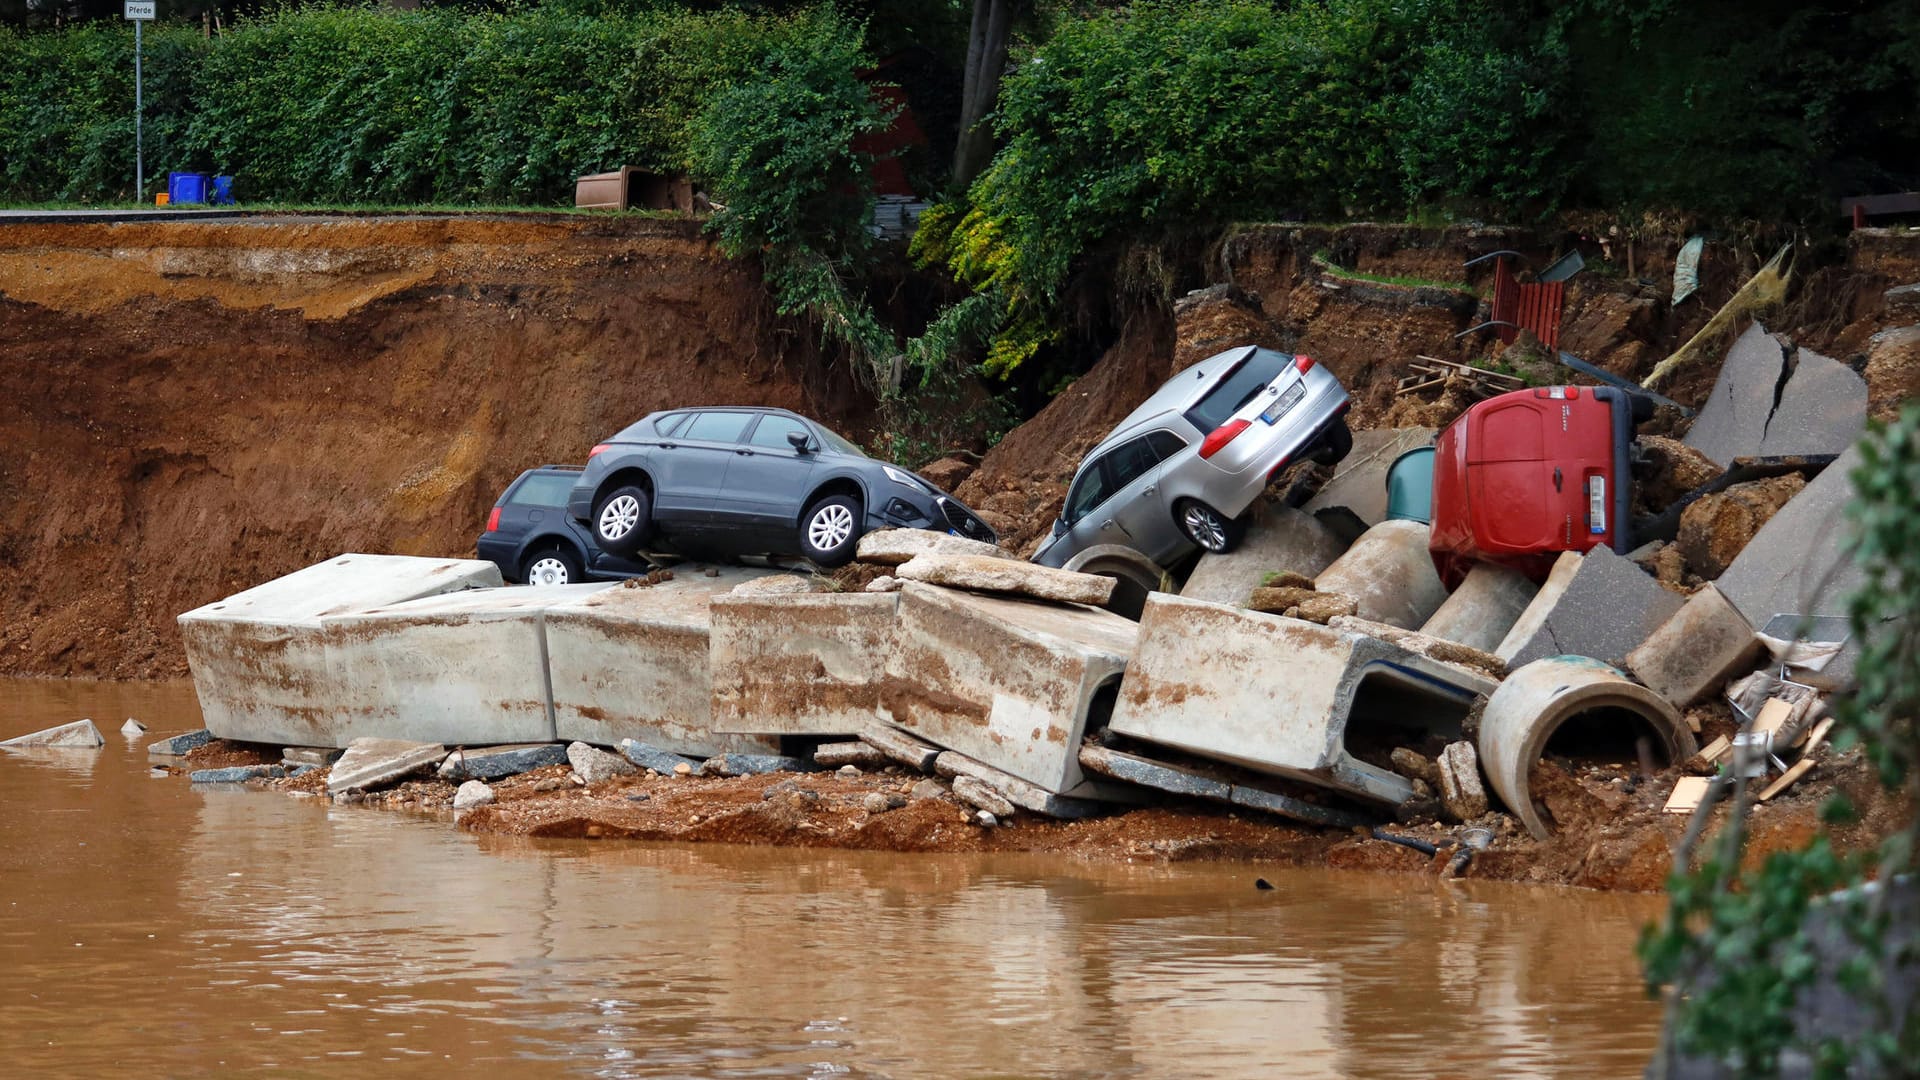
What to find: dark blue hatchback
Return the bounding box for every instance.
[476,465,652,585]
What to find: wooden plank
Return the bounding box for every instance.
[1799,717,1837,756]
[1665,775,1713,814]
[1759,758,1817,802]
[1753,697,1795,739]
[1693,735,1731,765]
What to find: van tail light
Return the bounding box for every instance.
[1294,354,1315,373]
[485,507,501,533]
[1198,418,1253,460]
[589,443,611,457]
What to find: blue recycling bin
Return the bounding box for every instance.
[211,175,235,205]
[167,172,210,205]
[1384,445,1436,525]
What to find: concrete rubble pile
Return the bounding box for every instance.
[162,314,1874,841]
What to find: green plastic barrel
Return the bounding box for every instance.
[1385,446,1435,524]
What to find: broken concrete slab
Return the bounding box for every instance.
[1109,594,1497,805]
[543,569,779,755]
[1293,593,1360,624]
[709,592,898,736]
[812,741,885,769]
[284,746,344,768]
[1420,562,1539,653]
[1887,283,1920,314]
[1302,427,1437,526]
[1077,743,1371,828]
[951,775,1016,817]
[727,574,815,596]
[1313,520,1450,630]
[859,723,943,773]
[120,719,147,735]
[866,575,901,593]
[322,583,617,747]
[147,729,212,757]
[438,743,567,781]
[178,553,503,747]
[1436,741,1487,822]
[701,753,808,777]
[932,751,1106,819]
[1714,445,1867,689]
[1757,346,1868,459]
[1626,584,1763,708]
[190,764,280,783]
[1478,656,1696,840]
[567,741,637,784]
[894,553,1115,606]
[883,581,1137,797]
[1495,548,1685,667]
[855,528,1011,566]
[1684,322,1794,468]
[1,719,104,749]
[1178,506,1348,606]
[327,738,446,795]
[618,739,704,776]
[1249,585,1318,613]
[453,780,494,810]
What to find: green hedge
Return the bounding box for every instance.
[0,5,866,204]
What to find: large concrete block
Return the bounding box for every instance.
[543,571,778,755]
[321,583,615,746]
[1109,594,1497,805]
[1178,506,1348,605]
[1420,562,1538,652]
[1684,322,1790,468]
[178,554,503,747]
[1313,520,1450,630]
[881,582,1137,796]
[710,592,899,736]
[1759,347,1867,458]
[1715,445,1867,689]
[1302,427,1436,525]
[1495,547,1684,667]
[1626,584,1763,707]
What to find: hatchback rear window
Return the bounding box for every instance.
[506,472,576,507]
[1183,348,1290,431]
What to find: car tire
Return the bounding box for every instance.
[1175,499,1245,555]
[798,495,862,568]
[1312,417,1354,465]
[593,485,653,557]
[523,545,584,587]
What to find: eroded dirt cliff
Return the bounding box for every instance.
[0,214,866,678]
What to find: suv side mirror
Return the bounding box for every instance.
[787,431,812,452]
[1053,517,1068,537]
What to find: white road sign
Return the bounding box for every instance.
[124,1,155,19]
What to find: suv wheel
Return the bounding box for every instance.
[799,495,862,567]
[524,546,584,586]
[593,485,652,556]
[1176,499,1245,555]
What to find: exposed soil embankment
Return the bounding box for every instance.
[0,214,865,678]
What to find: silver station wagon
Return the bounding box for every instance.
[1033,346,1353,569]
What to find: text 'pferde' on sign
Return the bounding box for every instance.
[124,1,156,19]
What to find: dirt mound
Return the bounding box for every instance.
[0,214,868,678]
[1676,473,1808,579]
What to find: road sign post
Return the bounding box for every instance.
[124,1,155,200]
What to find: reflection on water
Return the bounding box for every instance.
[0,679,1661,1077]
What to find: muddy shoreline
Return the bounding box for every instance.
[167,737,1905,893]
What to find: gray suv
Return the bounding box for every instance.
[565,407,996,567]
[1032,346,1351,569]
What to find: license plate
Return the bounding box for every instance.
[1261,382,1306,424]
[1588,475,1607,535]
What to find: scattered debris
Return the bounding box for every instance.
[865,575,901,593]
[951,775,1016,817]
[619,739,704,776]
[328,738,447,796]
[120,718,147,735]
[1436,742,1488,822]
[860,723,942,773]
[568,741,638,785]
[0,719,105,749]
[813,741,885,769]
[701,753,809,777]
[146,729,213,757]
[1665,776,1714,814]
[439,743,567,781]
[190,764,280,783]
[452,779,495,809]
[894,552,1116,606]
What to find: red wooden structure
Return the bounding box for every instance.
[1489,257,1565,349]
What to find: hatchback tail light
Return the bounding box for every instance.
[589,443,611,457]
[1198,418,1253,459]
[1294,354,1315,373]
[485,506,501,533]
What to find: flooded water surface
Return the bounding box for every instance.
[0,679,1661,1077]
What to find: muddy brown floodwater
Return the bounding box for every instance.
[0,678,1663,1078]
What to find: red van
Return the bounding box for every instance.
[1428,386,1643,587]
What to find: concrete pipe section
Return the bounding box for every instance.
[1479,655,1699,841]
[1313,519,1450,630]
